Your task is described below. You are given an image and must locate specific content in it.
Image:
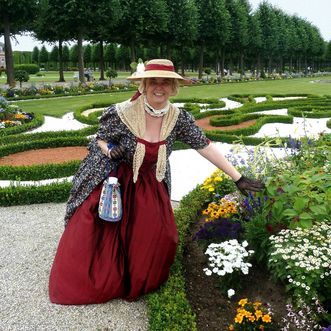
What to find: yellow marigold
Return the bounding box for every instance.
[234,314,243,324]
[255,310,263,320]
[238,298,248,307]
[208,187,215,192]
[262,314,272,323]
[228,324,234,331]
[214,176,223,182]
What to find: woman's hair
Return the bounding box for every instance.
[140,78,180,96]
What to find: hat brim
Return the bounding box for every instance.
[127,70,185,81]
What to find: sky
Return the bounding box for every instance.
[0,0,330,52]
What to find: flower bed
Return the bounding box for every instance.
[188,134,331,330]
[0,96,35,131]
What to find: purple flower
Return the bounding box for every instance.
[193,218,242,241]
[322,326,331,331]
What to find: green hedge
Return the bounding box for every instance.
[288,106,331,118]
[0,181,72,206]
[209,113,263,126]
[0,125,97,146]
[0,113,44,137]
[0,161,80,181]
[74,103,112,125]
[147,186,209,331]
[14,64,40,74]
[0,136,89,157]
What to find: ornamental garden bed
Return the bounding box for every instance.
[0,94,330,330]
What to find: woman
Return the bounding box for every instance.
[49,59,263,305]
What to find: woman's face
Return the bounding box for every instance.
[145,77,173,109]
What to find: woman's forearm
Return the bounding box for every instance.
[198,143,241,181]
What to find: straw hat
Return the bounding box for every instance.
[127,59,185,81]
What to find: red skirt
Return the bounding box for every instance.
[49,139,178,304]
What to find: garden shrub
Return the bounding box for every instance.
[14,64,40,74]
[0,136,89,157]
[0,161,80,181]
[0,181,72,206]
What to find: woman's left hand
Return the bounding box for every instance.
[108,145,126,160]
[235,176,265,196]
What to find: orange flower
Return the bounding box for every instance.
[238,298,248,307]
[229,324,234,331]
[255,310,263,320]
[262,314,272,323]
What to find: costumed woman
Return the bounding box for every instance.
[49,59,263,304]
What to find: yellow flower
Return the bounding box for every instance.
[214,176,223,182]
[255,310,263,320]
[238,298,248,307]
[234,314,243,324]
[248,315,255,322]
[228,324,234,331]
[262,314,272,323]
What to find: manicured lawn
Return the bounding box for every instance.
[11,75,331,117]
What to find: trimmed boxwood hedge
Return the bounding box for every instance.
[0,161,80,181]
[0,136,89,157]
[74,103,112,125]
[288,106,331,118]
[0,113,44,137]
[147,185,210,331]
[0,126,98,146]
[0,181,72,206]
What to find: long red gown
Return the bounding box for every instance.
[49,139,178,304]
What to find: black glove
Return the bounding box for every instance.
[235,176,265,196]
[108,144,125,160]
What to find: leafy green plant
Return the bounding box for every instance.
[263,167,330,229]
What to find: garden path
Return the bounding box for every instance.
[0,203,149,331]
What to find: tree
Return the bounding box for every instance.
[84,44,92,68]
[0,0,37,86]
[70,45,79,67]
[32,46,40,65]
[33,0,72,82]
[196,0,231,78]
[49,45,59,69]
[163,0,198,75]
[86,0,122,80]
[14,70,29,88]
[38,46,49,70]
[105,43,117,69]
[62,45,70,70]
[115,0,168,62]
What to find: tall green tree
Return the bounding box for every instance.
[38,46,49,70]
[116,0,168,62]
[49,45,59,70]
[0,0,37,86]
[32,46,40,65]
[34,0,72,81]
[196,0,231,78]
[70,45,79,67]
[105,43,117,69]
[163,0,198,75]
[62,45,70,70]
[84,44,92,68]
[86,0,122,80]
[256,2,279,73]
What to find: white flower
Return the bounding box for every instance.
[227,289,235,298]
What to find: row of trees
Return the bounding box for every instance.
[1,0,330,86]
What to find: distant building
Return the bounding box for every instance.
[0,42,6,69]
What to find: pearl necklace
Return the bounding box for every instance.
[144,96,170,117]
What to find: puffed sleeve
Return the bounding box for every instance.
[175,110,210,149]
[87,105,123,155]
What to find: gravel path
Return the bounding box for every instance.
[0,203,148,331]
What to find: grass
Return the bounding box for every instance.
[9,75,331,117]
